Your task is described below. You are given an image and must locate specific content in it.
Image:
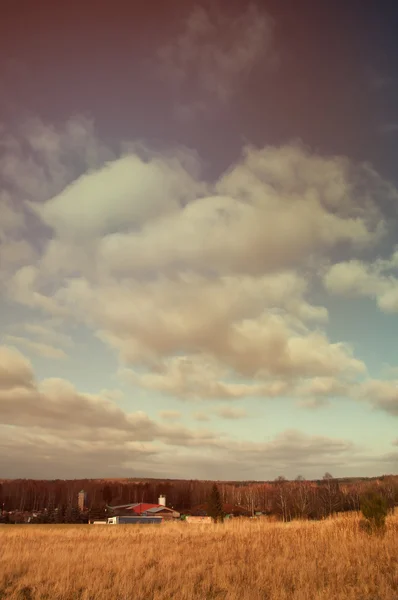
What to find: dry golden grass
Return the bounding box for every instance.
[1,513,398,600]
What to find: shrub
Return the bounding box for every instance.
[360,492,388,535]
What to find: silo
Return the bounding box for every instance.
[158,494,166,506]
[78,490,86,511]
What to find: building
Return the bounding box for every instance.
[107,496,180,520]
[107,515,162,525]
[185,516,212,524]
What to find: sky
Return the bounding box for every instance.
[1,0,398,481]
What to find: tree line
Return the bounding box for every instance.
[0,474,397,523]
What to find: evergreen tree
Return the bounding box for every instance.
[207,484,224,523]
[89,504,107,523]
[64,503,74,524]
[55,504,66,524]
[0,512,9,524]
[71,506,81,524]
[47,495,56,524]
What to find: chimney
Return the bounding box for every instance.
[158,495,166,507]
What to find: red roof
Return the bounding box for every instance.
[126,503,161,515]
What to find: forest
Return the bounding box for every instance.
[1,474,397,523]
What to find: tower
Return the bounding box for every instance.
[78,490,86,512]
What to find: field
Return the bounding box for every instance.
[1,514,398,600]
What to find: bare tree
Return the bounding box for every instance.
[320,473,341,517]
[292,481,311,519]
[274,478,291,522]
[243,486,259,516]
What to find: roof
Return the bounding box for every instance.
[131,503,160,514]
[107,503,140,510]
[144,506,174,514]
[109,503,166,515]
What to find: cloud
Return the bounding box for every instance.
[5,126,391,402]
[7,265,68,316]
[0,346,221,453]
[324,249,398,313]
[0,345,35,390]
[121,333,362,401]
[0,115,115,292]
[0,422,360,480]
[9,136,390,287]
[99,144,387,278]
[0,375,144,433]
[297,397,330,410]
[159,410,182,421]
[162,429,360,479]
[0,375,215,446]
[121,355,292,401]
[0,239,36,272]
[213,406,248,419]
[28,153,204,240]
[0,345,394,479]
[156,4,276,116]
[221,430,354,464]
[193,412,211,422]
[293,374,398,418]
[2,422,395,479]
[0,427,159,479]
[2,335,68,360]
[358,379,398,416]
[0,191,26,235]
[0,116,112,204]
[1,118,396,406]
[0,191,36,277]
[293,375,398,418]
[294,377,352,409]
[2,91,398,478]
[16,322,74,348]
[296,376,351,397]
[324,260,383,297]
[100,388,125,402]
